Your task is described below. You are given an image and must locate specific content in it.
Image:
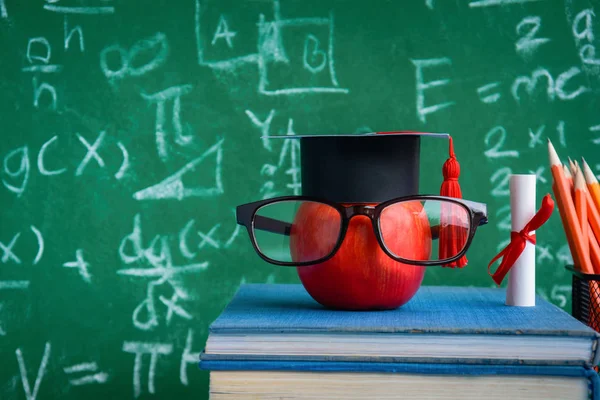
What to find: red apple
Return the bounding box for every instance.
[289,201,431,310]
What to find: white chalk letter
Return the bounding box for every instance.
[515,16,550,57]
[180,329,201,386]
[245,109,275,151]
[27,37,51,64]
[556,66,588,100]
[572,9,595,43]
[211,15,236,48]
[123,341,173,398]
[64,16,84,52]
[16,342,51,400]
[38,135,67,176]
[411,58,454,123]
[2,146,30,197]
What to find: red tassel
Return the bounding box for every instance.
[439,135,468,268]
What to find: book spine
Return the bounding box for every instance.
[592,337,600,367]
[584,366,600,400]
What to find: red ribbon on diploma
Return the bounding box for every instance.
[488,194,555,286]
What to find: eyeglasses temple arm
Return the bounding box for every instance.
[253,215,292,236]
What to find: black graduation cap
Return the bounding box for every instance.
[269,131,456,202]
[268,131,467,267]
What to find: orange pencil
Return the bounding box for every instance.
[570,158,578,177]
[553,182,581,269]
[583,159,600,216]
[549,139,594,274]
[562,165,600,272]
[564,164,573,193]
[575,169,591,265]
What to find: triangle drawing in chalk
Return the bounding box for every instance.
[133,138,224,201]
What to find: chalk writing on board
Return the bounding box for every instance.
[2,136,130,196]
[0,281,30,290]
[528,166,547,184]
[0,0,7,18]
[118,214,210,330]
[477,82,501,104]
[64,17,84,52]
[411,57,454,123]
[246,109,276,151]
[259,118,301,199]
[211,15,236,48]
[1,233,21,264]
[122,341,173,398]
[140,84,194,162]
[180,329,201,386]
[528,125,545,148]
[76,131,106,176]
[62,249,92,283]
[23,37,61,110]
[303,34,328,74]
[0,226,44,265]
[469,0,544,8]
[571,9,600,69]
[515,16,550,58]
[511,67,588,102]
[43,4,115,14]
[490,167,511,197]
[537,243,554,264]
[38,136,66,176]
[133,137,224,201]
[63,362,109,386]
[100,33,169,81]
[484,126,519,159]
[195,0,349,95]
[2,146,30,197]
[115,142,130,180]
[16,342,51,400]
[550,285,572,308]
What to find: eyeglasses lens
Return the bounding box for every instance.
[253,200,342,264]
[379,199,470,262]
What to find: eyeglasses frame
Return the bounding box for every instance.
[236,195,488,267]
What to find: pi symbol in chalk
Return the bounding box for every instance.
[303,34,327,74]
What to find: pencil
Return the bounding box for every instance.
[575,169,592,268]
[583,159,600,217]
[564,164,573,193]
[549,139,594,274]
[570,158,578,177]
[561,166,600,272]
[575,170,590,258]
[553,182,581,269]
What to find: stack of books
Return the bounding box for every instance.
[200,284,600,399]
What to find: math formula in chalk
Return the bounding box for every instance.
[2,0,599,399]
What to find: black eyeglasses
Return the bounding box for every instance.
[236,195,488,267]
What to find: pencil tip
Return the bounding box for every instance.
[582,158,598,184]
[575,168,587,191]
[547,139,560,166]
[563,164,572,179]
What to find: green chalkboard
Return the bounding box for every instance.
[1,0,599,398]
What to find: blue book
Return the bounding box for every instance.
[201,284,600,367]
[201,360,600,400]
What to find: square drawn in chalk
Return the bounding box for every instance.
[195,0,272,68]
[257,18,348,95]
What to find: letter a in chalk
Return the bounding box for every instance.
[211,15,236,48]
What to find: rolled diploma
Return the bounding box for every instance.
[506,174,536,307]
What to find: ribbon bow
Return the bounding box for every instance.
[488,194,555,286]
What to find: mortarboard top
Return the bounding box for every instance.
[266,132,450,203]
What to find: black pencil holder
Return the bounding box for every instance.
[567,265,600,332]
